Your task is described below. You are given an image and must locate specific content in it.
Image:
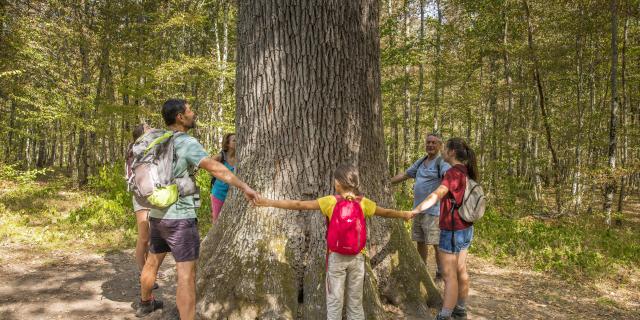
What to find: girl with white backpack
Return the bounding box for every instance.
[413,138,484,320]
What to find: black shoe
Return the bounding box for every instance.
[135,298,163,317]
[452,305,467,319]
[433,314,451,320]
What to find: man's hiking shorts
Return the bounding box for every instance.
[411,213,440,245]
[149,218,200,262]
[438,226,473,254]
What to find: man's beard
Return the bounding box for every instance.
[186,118,197,129]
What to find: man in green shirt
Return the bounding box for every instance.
[136,99,259,319]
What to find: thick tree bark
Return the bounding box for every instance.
[196,1,439,319]
[604,0,619,225]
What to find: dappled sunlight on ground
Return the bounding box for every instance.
[0,244,178,320]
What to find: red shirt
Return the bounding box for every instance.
[439,164,473,231]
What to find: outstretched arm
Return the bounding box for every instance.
[374,206,417,221]
[255,198,320,211]
[390,172,410,185]
[413,185,449,213]
[199,157,258,201]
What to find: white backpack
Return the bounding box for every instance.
[457,176,486,222]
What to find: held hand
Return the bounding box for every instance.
[242,186,260,204]
[403,210,418,221]
[253,196,270,207]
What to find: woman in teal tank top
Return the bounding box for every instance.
[210,133,236,222]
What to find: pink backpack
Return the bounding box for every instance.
[326,195,367,255]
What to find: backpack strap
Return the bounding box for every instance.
[436,156,444,179]
[210,151,226,190]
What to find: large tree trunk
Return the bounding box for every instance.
[196,1,440,319]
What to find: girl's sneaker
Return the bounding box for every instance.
[452,305,467,319]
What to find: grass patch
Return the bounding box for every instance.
[596,296,620,308]
[471,207,639,281]
[0,163,216,251]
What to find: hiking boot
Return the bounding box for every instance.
[135,298,163,317]
[433,314,451,320]
[452,305,467,319]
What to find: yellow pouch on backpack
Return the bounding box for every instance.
[147,184,179,208]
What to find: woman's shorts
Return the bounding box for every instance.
[438,226,473,254]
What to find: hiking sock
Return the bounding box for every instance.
[456,299,466,309]
[439,308,453,317]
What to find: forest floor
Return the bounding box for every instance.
[0,188,639,319]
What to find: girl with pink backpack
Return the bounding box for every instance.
[255,163,416,319]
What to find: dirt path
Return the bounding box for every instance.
[0,243,178,320]
[464,257,639,319]
[1,242,637,320]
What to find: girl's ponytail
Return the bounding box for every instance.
[446,138,479,182]
[464,143,479,182]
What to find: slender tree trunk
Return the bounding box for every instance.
[433,0,442,132]
[572,24,585,213]
[402,0,410,170]
[523,0,562,214]
[604,0,619,225]
[489,59,498,191]
[502,9,514,176]
[387,0,399,175]
[6,99,15,161]
[197,2,440,319]
[75,2,91,187]
[532,96,541,202]
[413,0,426,154]
[617,9,628,214]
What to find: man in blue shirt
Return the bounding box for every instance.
[391,133,450,280]
[136,99,259,319]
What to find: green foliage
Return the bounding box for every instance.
[473,208,640,280]
[195,169,213,234]
[0,164,135,250]
[88,162,132,211]
[0,163,51,185]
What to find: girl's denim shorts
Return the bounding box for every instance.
[439,226,474,254]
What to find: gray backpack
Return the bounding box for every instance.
[127,129,198,209]
[457,176,486,222]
